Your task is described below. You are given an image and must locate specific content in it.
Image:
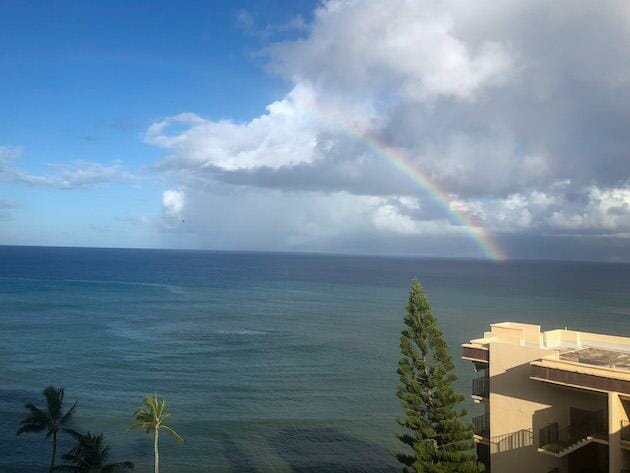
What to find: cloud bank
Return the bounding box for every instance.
[141,0,630,259]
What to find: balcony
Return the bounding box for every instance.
[472,375,489,398]
[490,428,533,454]
[473,412,490,438]
[531,361,630,395]
[538,413,607,456]
[462,345,489,363]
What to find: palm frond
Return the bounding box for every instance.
[20,403,50,427]
[161,425,184,444]
[59,451,90,466]
[17,383,77,461]
[17,422,47,435]
[43,386,63,420]
[102,461,134,472]
[129,409,154,433]
[132,394,184,452]
[60,401,78,425]
[62,428,84,440]
[52,466,82,472]
[57,431,134,472]
[23,402,47,418]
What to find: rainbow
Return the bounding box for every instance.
[309,111,507,261]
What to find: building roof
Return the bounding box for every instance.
[559,347,630,372]
[463,322,630,382]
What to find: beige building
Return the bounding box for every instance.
[462,322,630,473]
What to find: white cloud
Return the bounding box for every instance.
[0,198,16,222]
[372,203,459,236]
[16,161,132,189]
[0,146,131,189]
[267,0,512,101]
[236,9,307,38]
[0,199,15,210]
[142,0,630,259]
[0,146,23,161]
[372,204,419,234]
[491,194,534,229]
[149,186,476,254]
[162,190,185,218]
[548,186,630,231]
[146,86,324,171]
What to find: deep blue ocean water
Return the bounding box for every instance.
[2,246,630,472]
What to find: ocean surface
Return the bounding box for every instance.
[2,246,630,472]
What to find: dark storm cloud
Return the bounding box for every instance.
[145,0,630,260]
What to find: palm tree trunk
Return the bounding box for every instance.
[49,430,57,473]
[154,428,160,473]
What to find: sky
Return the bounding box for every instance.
[1,0,630,261]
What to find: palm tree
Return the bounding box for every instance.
[130,395,183,473]
[54,431,134,472]
[17,386,78,472]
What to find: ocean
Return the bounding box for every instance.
[1,246,630,472]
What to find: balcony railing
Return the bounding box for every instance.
[490,429,533,454]
[539,411,606,454]
[472,375,489,398]
[622,420,630,442]
[473,412,490,438]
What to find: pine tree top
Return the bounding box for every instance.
[395,279,483,473]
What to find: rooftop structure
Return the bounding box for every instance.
[462,322,630,473]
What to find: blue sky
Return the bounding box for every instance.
[0,0,312,247]
[2,0,630,261]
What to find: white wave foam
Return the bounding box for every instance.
[215,329,269,336]
[63,279,184,294]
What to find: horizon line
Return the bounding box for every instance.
[1,243,628,265]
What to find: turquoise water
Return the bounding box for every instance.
[2,246,630,472]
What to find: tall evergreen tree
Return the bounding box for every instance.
[395,280,482,473]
